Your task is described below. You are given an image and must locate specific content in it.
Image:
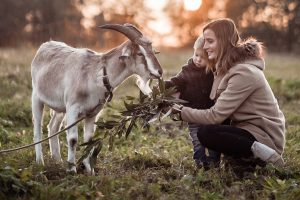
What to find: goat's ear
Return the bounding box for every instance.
[119,46,132,61]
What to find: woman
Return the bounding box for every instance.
[173,18,285,167]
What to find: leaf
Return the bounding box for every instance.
[164,98,188,104]
[95,121,117,129]
[125,117,137,139]
[108,134,114,151]
[161,108,173,120]
[96,120,119,129]
[139,90,148,103]
[152,86,159,100]
[164,86,177,97]
[110,114,122,119]
[123,100,133,111]
[77,146,93,164]
[89,140,102,169]
[148,112,161,124]
[158,78,165,94]
[121,110,136,116]
[125,96,136,100]
[78,138,102,164]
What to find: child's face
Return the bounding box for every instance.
[193,48,207,68]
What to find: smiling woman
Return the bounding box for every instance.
[184,0,202,11]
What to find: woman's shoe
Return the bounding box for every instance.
[251,141,284,167]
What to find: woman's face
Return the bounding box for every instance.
[203,29,218,60]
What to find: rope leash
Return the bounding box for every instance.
[0,117,85,154]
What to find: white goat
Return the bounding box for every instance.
[31,24,163,174]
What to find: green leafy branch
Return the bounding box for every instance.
[77,78,187,169]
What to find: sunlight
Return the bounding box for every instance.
[146,0,170,35]
[184,0,202,11]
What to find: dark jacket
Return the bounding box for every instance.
[165,58,214,109]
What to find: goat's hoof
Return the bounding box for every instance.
[85,168,95,176]
[66,166,77,174]
[82,158,95,175]
[36,158,45,166]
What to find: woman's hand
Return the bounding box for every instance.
[172,104,183,114]
[171,104,183,121]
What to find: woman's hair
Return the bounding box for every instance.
[193,36,211,73]
[203,18,262,74]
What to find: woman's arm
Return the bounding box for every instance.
[181,66,259,124]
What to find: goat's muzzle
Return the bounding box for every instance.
[150,70,162,79]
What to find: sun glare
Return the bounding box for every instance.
[184,0,202,11]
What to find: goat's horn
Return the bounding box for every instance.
[99,23,143,42]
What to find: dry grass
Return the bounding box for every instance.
[0,47,300,199]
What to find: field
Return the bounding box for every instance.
[0,47,300,200]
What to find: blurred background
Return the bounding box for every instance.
[0,2,300,199]
[1,0,300,52]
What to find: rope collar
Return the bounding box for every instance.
[103,66,113,102]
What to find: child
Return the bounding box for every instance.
[165,36,220,169]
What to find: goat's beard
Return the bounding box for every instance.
[135,76,152,95]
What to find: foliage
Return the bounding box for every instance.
[1,0,300,52]
[225,0,300,52]
[78,79,187,169]
[0,0,85,46]
[268,77,300,102]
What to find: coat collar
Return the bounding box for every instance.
[210,71,225,100]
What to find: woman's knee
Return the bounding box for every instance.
[196,125,215,144]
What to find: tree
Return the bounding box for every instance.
[164,0,214,48]
[92,0,151,48]
[225,0,300,52]
[0,0,31,46]
[0,0,85,47]
[27,0,84,45]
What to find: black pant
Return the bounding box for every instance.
[197,124,256,158]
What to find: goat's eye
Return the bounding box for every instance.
[137,52,143,56]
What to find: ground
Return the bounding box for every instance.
[0,47,300,199]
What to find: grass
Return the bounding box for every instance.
[0,47,300,199]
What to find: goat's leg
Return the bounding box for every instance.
[65,107,79,173]
[32,92,44,165]
[82,116,97,175]
[47,110,64,162]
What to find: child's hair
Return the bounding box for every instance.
[193,36,205,50]
[193,36,212,73]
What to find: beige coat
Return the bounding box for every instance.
[181,58,285,155]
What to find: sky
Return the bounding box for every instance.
[145,0,203,34]
[145,0,202,46]
[145,0,171,34]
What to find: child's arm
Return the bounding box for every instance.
[164,67,187,94]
